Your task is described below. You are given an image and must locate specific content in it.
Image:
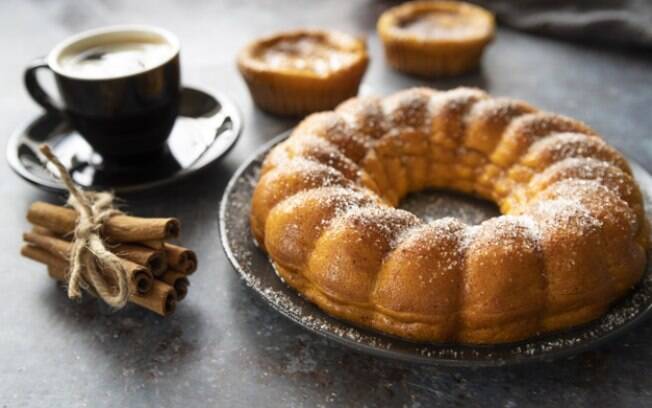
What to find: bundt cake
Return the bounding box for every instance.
[250,87,649,344]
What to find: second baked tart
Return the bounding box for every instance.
[237,29,368,116]
[378,0,495,77]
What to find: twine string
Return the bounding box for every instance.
[39,145,130,308]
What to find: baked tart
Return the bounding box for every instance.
[377,0,495,77]
[237,29,369,116]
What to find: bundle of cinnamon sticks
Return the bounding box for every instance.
[20,201,198,316]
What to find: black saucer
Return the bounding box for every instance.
[219,131,652,366]
[7,86,242,193]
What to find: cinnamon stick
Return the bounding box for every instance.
[131,280,177,317]
[21,245,67,270]
[141,240,165,250]
[165,243,197,275]
[160,270,189,301]
[22,231,152,294]
[47,265,65,281]
[44,257,176,317]
[27,201,180,243]
[114,244,167,277]
[29,227,166,279]
[31,225,57,237]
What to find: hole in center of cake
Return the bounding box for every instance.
[398,189,499,225]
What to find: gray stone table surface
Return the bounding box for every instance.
[2,1,652,407]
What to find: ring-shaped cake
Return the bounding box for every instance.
[250,87,649,344]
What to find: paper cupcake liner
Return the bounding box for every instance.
[237,38,369,118]
[382,40,487,77]
[241,71,365,117]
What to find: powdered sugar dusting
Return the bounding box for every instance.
[336,96,387,141]
[400,189,498,223]
[528,197,603,236]
[381,88,435,133]
[530,157,635,204]
[465,97,534,127]
[524,132,626,171]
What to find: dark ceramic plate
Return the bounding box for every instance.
[7,86,242,193]
[219,131,652,366]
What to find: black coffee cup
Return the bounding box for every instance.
[24,25,181,162]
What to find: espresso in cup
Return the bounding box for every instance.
[25,26,181,161]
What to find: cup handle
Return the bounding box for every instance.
[24,57,61,113]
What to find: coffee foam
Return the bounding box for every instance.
[52,28,178,79]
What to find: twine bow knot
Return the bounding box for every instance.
[39,145,131,308]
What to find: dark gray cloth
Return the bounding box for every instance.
[475,0,652,49]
